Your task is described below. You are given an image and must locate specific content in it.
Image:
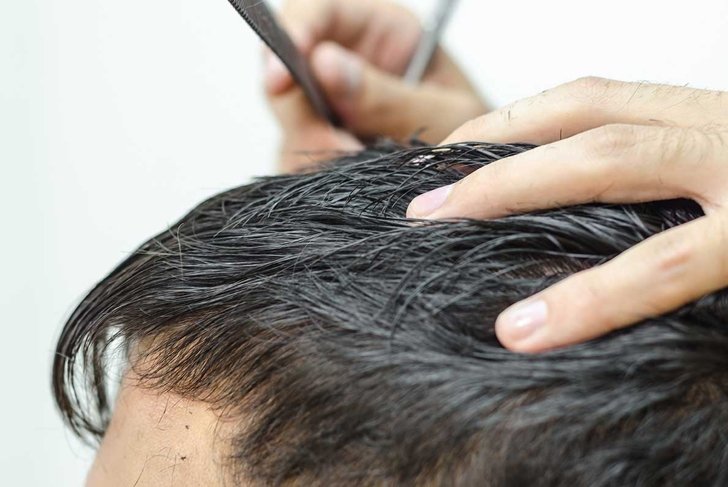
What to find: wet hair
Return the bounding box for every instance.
[53,142,728,486]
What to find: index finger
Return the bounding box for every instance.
[496,210,728,353]
[442,78,728,146]
[408,124,719,220]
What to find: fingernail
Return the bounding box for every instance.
[264,50,290,91]
[407,184,453,218]
[315,44,362,98]
[496,299,548,342]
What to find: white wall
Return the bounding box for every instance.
[2,0,727,484]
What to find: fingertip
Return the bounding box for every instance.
[406,184,453,219]
[495,298,551,353]
[405,201,419,219]
[264,49,294,95]
[405,203,417,219]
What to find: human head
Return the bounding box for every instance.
[53,142,728,486]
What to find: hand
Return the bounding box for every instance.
[406,77,728,353]
[265,0,487,173]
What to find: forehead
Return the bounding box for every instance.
[85,372,236,487]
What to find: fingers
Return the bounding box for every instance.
[264,50,295,96]
[443,77,728,145]
[263,24,315,96]
[425,78,728,353]
[265,46,367,161]
[310,42,486,142]
[266,0,486,144]
[268,78,325,132]
[266,0,420,96]
[279,0,420,73]
[495,210,728,352]
[277,125,362,174]
[408,125,727,219]
[269,87,362,173]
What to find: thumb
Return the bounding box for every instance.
[311,42,483,143]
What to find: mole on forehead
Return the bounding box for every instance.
[86,372,236,487]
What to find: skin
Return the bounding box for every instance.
[85,4,488,481]
[264,0,488,173]
[406,77,728,353]
[265,1,728,353]
[86,371,235,486]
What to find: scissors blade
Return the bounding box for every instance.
[404,0,460,84]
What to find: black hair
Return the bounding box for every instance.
[53,142,728,486]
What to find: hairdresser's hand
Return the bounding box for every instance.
[265,0,487,173]
[407,77,728,353]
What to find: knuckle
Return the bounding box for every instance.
[655,128,716,175]
[651,232,694,292]
[659,128,692,164]
[557,77,626,112]
[700,128,727,159]
[560,76,612,99]
[566,76,609,93]
[584,123,642,159]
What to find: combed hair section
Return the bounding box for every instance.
[53,142,728,486]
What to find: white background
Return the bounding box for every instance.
[2,0,727,484]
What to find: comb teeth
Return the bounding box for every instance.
[226,0,268,44]
[225,0,339,126]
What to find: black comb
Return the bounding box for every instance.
[225,0,339,126]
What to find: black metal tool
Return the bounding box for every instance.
[225,0,340,125]
[225,0,459,127]
[404,0,460,84]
